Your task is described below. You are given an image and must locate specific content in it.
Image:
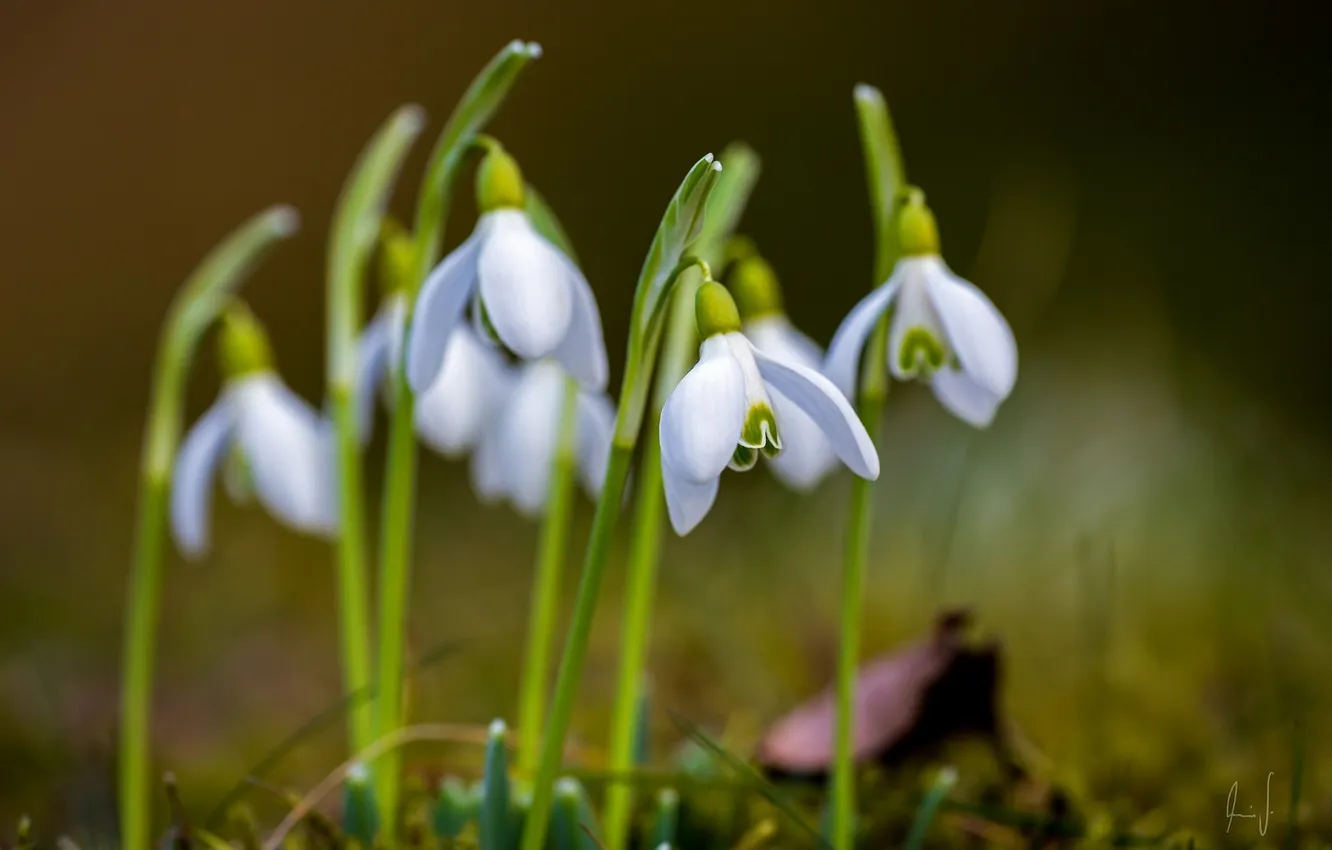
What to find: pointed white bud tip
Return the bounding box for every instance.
[937,765,959,785]
[487,718,508,739]
[703,153,714,163]
[347,762,370,783]
[554,777,581,799]
[525,41,544,58]
[658,787,679,807]
[853,83,882,103]
[712,161,723,172]
[268,205,301,236]
[398,104,427,135]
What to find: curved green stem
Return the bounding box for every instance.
[517,377,580,773]
[119,206,299,850]
[831,84,907,850]
[371,45,541,833]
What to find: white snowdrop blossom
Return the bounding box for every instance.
[730,253,842,491]
[355,293,514,457]
[470,359,615,518]
[659,282,880,535]
[170,310,336,558]
[824,190,1017,427]
[405,146,608,395]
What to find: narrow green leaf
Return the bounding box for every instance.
[480,720,512,850]
[633,154,725,336]
[903,766,958,850]
[852,83,907,284]
[694,141,761,267]
[327,104,426,387]
[649,788,679,848]
[412,40,543,279]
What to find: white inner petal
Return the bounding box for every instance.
[887,259,950,380]
[724,332,779,451]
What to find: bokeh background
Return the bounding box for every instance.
[2,0,1329,842]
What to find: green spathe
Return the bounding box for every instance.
[898,187,939,257]
[217,305,274,379]
[477,145,528,212]
[729,254,783,320]
[694,280,741,338]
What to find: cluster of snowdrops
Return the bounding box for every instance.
[117,39,1017,850]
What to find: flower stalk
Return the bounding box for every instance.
[601,142,762,850]
[830,84,906,850]
[327,104,426,777]
[519,154,725,850]
[373,40,542,832]
[119,205,300,850]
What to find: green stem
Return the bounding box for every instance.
[831,84,906,850]
[118,207,298,850]
[371,362,420,827]
[520,443,635,850]
[517,377,580,774]
[120,478,168,850]
[601,273,701,849]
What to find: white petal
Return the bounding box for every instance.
[481,360,566,517]
[352,304,395,443]
[406,230,483,392]
[750,343,880,480]
[170,399,238,558]
[886,259,948,381]
[661,460,721,536]
[822,273,902,398]
[767,390,839,491]
[931,369,1005,428]
[659,336,745,484]
[925,263,1018,400]
[724,333,778,450]
[414,325,515,457]
[744,317,825,369]
[469,420,508,504]
[574,390,615,499]
[477,211,573,361]
[550,259,610,391]
[232,375,338,537]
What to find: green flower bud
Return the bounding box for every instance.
[694,280,741,339]
[378,217,417,298]
[476,145,527,212]
[898,187,940,257]
[729,254,784,321]
[217,304,274,379]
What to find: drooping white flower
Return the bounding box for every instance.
[470,359,615,518]
[405,145,608,395]
[355,293,514,457]
[731,253,841,492]
[824,189,1018,428]
[171,308,336,558]
[659,282,880,535]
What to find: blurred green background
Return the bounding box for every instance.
[1,0,1329,842]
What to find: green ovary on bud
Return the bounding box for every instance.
[899,186,940,257]
[897,326,947,376]
[476,144,527,212]
[217,303,274,379]
[694,280,741,339]
[378,217,417,298]
[729,254,784,321]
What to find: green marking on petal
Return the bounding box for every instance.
[897,326,947,377]
[476,299,502,346]
[729,444,758,472]
[740,403,781,452]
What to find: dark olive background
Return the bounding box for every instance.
[1,0,1329,837]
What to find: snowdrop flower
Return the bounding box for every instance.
[732,253,842,492]
[824,188,1018,427]
[406,143,608,396]
[659,282,880,535]
[170,306,336,558]
[470,359,615,518]
[355,292,514,457]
